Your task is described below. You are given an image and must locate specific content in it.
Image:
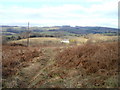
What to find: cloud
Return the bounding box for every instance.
[0,0,118,28]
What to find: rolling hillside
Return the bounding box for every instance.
[1,25,118,35]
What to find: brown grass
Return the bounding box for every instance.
[9,37,61,46]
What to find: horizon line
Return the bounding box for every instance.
[0,24,118,29]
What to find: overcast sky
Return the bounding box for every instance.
[0,0,118,28]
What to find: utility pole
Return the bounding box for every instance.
[27,22,30,47]
[0,25,2,43]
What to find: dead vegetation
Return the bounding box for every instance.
[56,42,118,72]
[2,44,41,78]
[54,42,118,88]
[2,41,119,88]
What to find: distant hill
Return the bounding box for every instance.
[1,25,118,35]
[54,26,118,34]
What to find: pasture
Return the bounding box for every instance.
[8,34,118,46]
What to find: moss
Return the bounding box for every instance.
[104,75,118,88]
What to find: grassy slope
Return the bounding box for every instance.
[9,37,61,46]
[2,41,119,88]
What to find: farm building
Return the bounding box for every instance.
[61,39,70,43]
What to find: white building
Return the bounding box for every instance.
[61,39,70,43]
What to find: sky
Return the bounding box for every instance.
[0,0,118,28]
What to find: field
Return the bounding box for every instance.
[8,34,118,46]
[9,37,62,46]
[2,34,119,88]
